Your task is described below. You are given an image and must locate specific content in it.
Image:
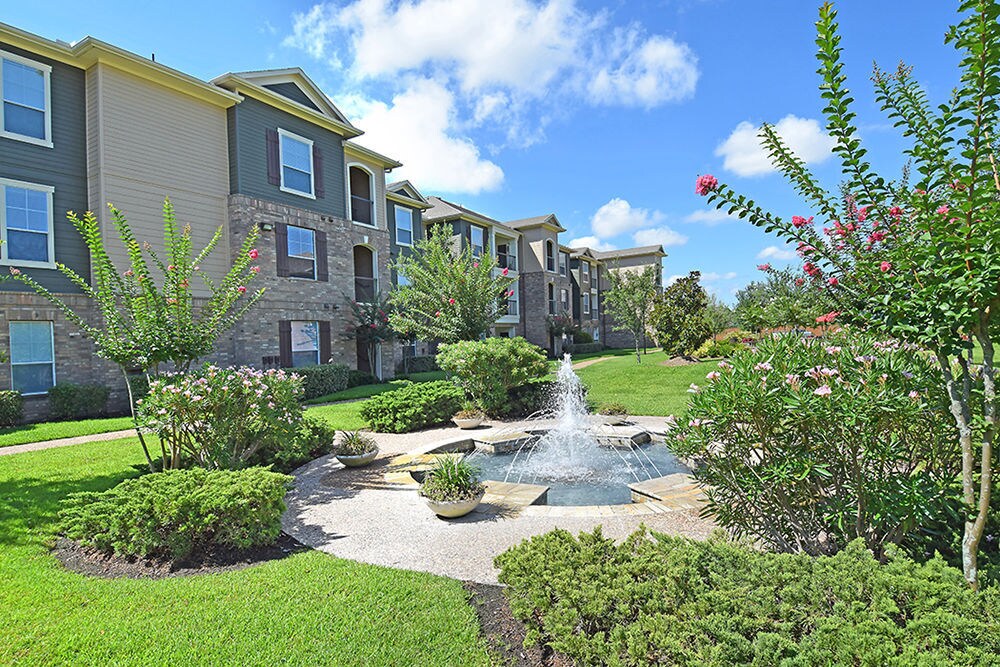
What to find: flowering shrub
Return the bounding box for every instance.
[138,365,303,470]
[671,333,958,556]
[436,337,549,414]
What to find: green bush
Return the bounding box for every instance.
[347,370,378,388]
[501,380,557,419]
[294,363,350,400]
[436,337,548,414]
[0,390,23,427]
[47,383,110,420]
[496,528,1000,666]
[360,380,463,433]
[396,355,439,375]
[572,330,593,345]
[60,467,291,561]
[250,414,337,473]
[565,342,603,355]
[692,336,746,359]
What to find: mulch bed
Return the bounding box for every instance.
[52,532,309,579]
[463,581,572,667]
[660,355,700,367]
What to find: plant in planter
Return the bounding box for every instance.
[335,431,379,468]
[452,402,485,429]
[419,456,486,518]
[598,402,630,425]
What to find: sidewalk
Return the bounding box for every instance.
[0,429,137,457]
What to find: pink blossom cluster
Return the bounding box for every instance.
[695,174,718,196]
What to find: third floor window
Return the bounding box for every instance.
[1,51,50,146]
[278,129,314,198]
[350,165,375,226]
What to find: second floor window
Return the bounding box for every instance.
[583,292,591,315]
[350,166,374,226]
[1,51,51,145]
[582,262,590,282]
[548,283,556,315]
[1,179,53,267]
[278,129,314,197]
[287,225,316,280]
[591,290,598,317]
[470,225,487,257]
[506,279,519,316]
[559,252,568,276]
[545,240,555,272]
[497,242,517,271]
[395,205,414,246]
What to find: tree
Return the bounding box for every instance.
[651,271,711,357]
[11,199,263,470]
[391,225,514,343]
[704,294,736,341]
[695,1,1000,589]
[735,266,832,332]
[603,265,659,364]
[343,292,395,377]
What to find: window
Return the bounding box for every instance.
[506,278,519,316]
[394,205,414,246]
[286,225,316,280]
[593,265,600,286]
[591,290,598,318]
[278,128,314,198]
[559,252,568,276]
[545,240,555,272]
[10,321,54,394]
[470,225,487,257]
[396,270,410,287]
[560,288,569,311]
[1,51,51,146]
[290,320,320,367]
[593,327,600,342]
[349,165,375,226]
[548,283,556,315]
[582,261,590,282]
[583,292,591,315]
[1,179,54,267]
[497,241,517,271]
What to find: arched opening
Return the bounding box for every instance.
[545,239,555,272]
[349,165,375,226]
[353,245,376,303]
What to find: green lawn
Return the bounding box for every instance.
[0,416,134,448]
[0,436,489,665]
[304,400,368,431]
[574,350,709,417]
[304,371,446,404]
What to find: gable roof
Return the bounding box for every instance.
[387,181,431,209]
[592,245,667,260]
[228,68,353,124]
[424,196,518,235]
[344,141,403,169]
[570,247,598,260]
[505,213,566,233]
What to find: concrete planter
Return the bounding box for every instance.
[423,490,485,518]
[335,449,378,468]
[452,416,484,429]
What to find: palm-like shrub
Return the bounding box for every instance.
[419,456,485,502]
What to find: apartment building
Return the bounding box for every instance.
[591,245,667,349]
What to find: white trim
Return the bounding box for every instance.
[277,127,316,199]
[347,162,377,228]
[0,49,53,148]
[9,320,55,395]
[0,177,56,269]
[393,203,414,247]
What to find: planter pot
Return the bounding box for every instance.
[452,416,484,429]
[335,449,378,468]
[422,490,485,518]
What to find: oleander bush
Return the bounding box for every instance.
[47,383,111,420]
[496,528,1000,667]
[0,390,23,427]
[360,380,463,433]
[294,363,350,400]
[436,337,548,414]
[60,467,292,561]
[672,332,958,557]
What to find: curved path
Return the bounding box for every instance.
[283,416,714,584]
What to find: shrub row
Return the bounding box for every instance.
[564,342,604,355]
[48,383,110,419]
[294,363,350,400]
[60,467,292,562]
[395,354,439,375]
[496,528,1000,666]
[360,380,463,433]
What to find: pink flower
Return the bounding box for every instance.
[249,248,259,259]
[687,383,701,394]
[754,362,773,372]
[791,215,813,228]
[167,264,175,271]
[936,205,949,216]
[889,206,902,217]
[757,263,771,272]
[706,371,720,381]
[689,419,704,428]
[695,174,719,196]
[251,265,260,273]
[717,360,732,370]
[501,267,509,276]
[908,390,920,400]
[448,298,456,304]
[827,276,839,286]
[124,269,134,277]
[507,290,515,297]
[795,278,805,286]
[785,373,800,387]
[435,311,441,317]
[813,385,832,397]
[879,261,892,272]
[237,285,247,294]
[9,268,20,276]
[825,346,841,355]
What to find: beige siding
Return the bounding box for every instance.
[86,63,231,294]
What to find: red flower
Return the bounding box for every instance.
[237,285,247,294]
[791,215,813,228]
[249,248,259,259]
[879,261,892,272]
[827,276,838,286]
[448,298,456,304]
[757,263,771,272]
[501,267,509,276]
[695,174,718,196]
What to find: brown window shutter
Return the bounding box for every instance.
[315,230,329,282]
[275,223,289,277]
[313,145,325,199]
[266,128,280,186]
[319,321,332,364]
[278,320,292,367]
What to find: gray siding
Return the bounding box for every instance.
[228,96,346,218]
[262,82,320,111]
[0,42,89,294]
[388,200,424,285]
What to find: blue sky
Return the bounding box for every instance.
[5,0,962,301]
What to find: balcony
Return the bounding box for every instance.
[354,276,378,303]
[351,195,374,226]
[498,252,517,271]
[506,298,519,316]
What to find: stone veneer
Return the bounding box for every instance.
[520,270,573,355]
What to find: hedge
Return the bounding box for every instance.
[360,380,463,433]
[48,383,110,420]
[294,363,350,400]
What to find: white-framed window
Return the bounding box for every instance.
[582,261,590,282]
[394,204,414,246]
[497,240,517,271]
[506,278,519,316]
[278,128,314,198]
[560,288,569,311]
[286,224,316,280]
[1,50,52,147]
[559,251,568,276]
[349,164,376,227]
[470,225,487,257]
[591,290,598,318]
[583,292,591,315]
[1,178,54,268]
[10,320,54,394]
[290,320,320,367]
[545,240,555,272]
[593,327,600,342]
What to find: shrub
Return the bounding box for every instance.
[137,365,303,470]
[419,456,484,502]
[250,414,337,473]
[336,430,378,456]
[496,528,1000,666]
[47,383,110,420]
[360,380,463,433]
[598,402,629,416]
[0,391,23,427]
[347,370,378,388]
[564,342,603,355]
[572,330,593,345]
[672,333,958,557]
[60,467,291,562]
[501,380,557,419]
[692,336,747,359]
[436,337,548,414]
[395,355,439,375]
[294,363,350,400]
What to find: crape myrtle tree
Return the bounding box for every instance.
[343,291,395,376]
[603,264,660,364]
[11,199,263,470]
[651,271,711,357]
[391,225,515,343]
[735,265,833,332]
[696,1,1000,589]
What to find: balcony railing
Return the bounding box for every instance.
[354,276,378,303]
[498,253,517,271]
[506,299,519,316]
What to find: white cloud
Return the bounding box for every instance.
[757,245,797,261]
[567,235,616,251]
[701,271,738,281]
[345,79,504,194]
[590,198,664,238]
[685,208,737,225]
[588,31,698,107]
[715,114,836,178]
[633,226,688,247]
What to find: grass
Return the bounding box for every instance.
[0,436,489,665]
[574,350,709,417]
[304,400,368,430]
[0,416,134,448]
[304,371,446,404]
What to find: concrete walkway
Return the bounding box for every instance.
[571,356,614,370]
[0,429,136,457]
